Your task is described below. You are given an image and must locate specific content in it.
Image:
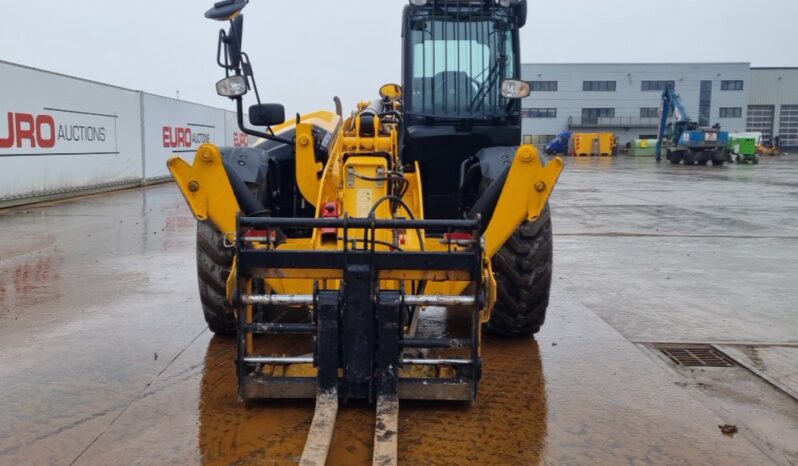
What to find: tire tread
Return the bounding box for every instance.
[486,207,553,337]
[196,221,236,335]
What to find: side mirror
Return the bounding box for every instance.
[514,0,528,28]
[379,84,403,102]
[249,104,285,127]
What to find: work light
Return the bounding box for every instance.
[216,75,248,98]
[501,79,531,99]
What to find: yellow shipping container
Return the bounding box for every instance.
[598,133,618,156]
[572,132,617,156]
[572,133,598,156]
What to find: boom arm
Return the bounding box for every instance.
[655,89,692,160]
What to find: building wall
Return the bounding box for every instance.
[520,63,751,148]
[749,68,798,147]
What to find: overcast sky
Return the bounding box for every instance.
[2,0,797,115]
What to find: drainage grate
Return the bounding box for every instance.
[656,344,735,367]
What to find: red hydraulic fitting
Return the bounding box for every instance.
[321,201,339,240]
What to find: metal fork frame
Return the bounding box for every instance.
[234,213,483,403]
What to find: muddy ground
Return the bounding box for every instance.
[1,156,797,465]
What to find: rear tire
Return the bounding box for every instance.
[196,221,237,335]
[487,207,553,337]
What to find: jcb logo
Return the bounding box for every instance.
[0,112,56,148]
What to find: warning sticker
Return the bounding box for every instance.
[356,189,373,218]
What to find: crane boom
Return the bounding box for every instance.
[655,88,730,165]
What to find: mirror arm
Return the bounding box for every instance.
[240,53,261,104]
[235,97,293,145]
[217,29,233,72]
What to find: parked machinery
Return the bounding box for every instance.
[758,135,782,156]
[655,89,730,166]
[545,131,617,157]
[728,135,760,164]
[544,131,572,155]
[167,1,562,464]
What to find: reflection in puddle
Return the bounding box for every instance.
[197,329,547,465]
[0,249,63,311]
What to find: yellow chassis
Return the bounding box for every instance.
[168,108,562,321]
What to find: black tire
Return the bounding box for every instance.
[486,207,553,337]
[196,221,237,335]
[712,159,724,166]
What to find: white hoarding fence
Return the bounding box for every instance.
[0,61,143,203]
[224,110,257,148]
[0,61,256,206]
[141,94,227,180]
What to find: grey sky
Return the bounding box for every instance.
[2,0,796,115]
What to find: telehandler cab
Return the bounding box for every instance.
[168,0,562,463]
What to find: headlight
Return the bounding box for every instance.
[409,0,428,5]
[216,75,248,97]
[497,0,517,6]
[501,79,531,99]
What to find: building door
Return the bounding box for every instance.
[698,81,712,127]
[747,105,775,144]
[779,105,798,147]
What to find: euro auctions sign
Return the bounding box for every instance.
[0,107,118,156]
[162,125,212,149]
[142,94,226,178]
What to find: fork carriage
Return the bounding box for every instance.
[234,215,485,403]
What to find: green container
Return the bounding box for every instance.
[629,139,657,157]
[728,137,757,156]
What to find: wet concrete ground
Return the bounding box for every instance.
[1,156,797,465]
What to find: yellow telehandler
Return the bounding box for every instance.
[168,1,562,463]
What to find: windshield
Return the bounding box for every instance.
[406,9,517,119]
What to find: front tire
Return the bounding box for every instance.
[196,221,237,335]
[486,207,553,337]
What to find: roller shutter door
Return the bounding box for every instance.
[747,105,774,144]
[779,105,798,147]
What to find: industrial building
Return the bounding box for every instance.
[521,63,798,149]
[748,67,798,148]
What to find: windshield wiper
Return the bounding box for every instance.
[468,56,507,112]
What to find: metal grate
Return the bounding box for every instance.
[656,344,735,367]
